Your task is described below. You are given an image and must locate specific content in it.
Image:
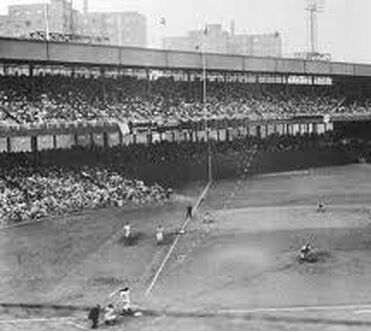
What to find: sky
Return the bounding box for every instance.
[1,0,371,64]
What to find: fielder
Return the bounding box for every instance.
[156,225,164,245]
[317,201,326,213]
[123,222,131,239]
[299,242,312,260]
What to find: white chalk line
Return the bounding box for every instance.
[68,320,88,330]
[151,315,166,325]
[355,310,371,315]
[215,203,371,214]
[0,316,87,330]
[220,304,371,315]
[0,317,75,324]
[255,169,311,179]
[145,181,212,296]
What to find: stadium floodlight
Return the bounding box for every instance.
[196,25,212,183]
[202,26,212,183]
[70,0,74,34]
[83,0,89,14]
[305,0,325,54]
[44,1,50,41]
[159,17,167,50]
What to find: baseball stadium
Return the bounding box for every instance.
[2,36,371,330]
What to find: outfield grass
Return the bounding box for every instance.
[141,164,371,330]
[0,180,205,306]
[4,165,371,330]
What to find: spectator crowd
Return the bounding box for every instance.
[0,73,370,126]
[0,163,169,226]
[0,71,367,226]
[0,129,352,226]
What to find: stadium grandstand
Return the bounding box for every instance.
[2,35,371,330]
[0,37,370,225]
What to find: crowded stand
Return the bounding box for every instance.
[337,97,371,115]
[0,70,367,227]
[0,127,350,226]
[0,164,169,225]
[0,130,345,169]
[0,73,370,125]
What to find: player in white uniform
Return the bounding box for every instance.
[299,243,312,260]
[119,287,133,315]
[156,225,164,245]
[123,222,131,239]
[104,304,117,325]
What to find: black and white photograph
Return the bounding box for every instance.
[0,0,370,330]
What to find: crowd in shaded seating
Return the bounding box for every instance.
[0,73,369,126]
[337,97,371,115]
[0,127,360,226]
[0,131,344,167]
[0,163,169,225]
[102,131,346,164]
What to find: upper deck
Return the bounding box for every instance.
[0,37,370,77]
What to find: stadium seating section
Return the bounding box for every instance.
[0,72,368,225]
[0,73,370,125]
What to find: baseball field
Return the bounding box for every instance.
[2,164,371,330]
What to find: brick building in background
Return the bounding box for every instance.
[81,11,146,47]
[164,23,282,58]
[0,0,147,47]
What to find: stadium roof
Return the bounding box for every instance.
[1,37,371,77]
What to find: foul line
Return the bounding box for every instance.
[0,302,88,312]
[219,304,371,314]
[0,317,87,330]
[140,303,371,318]
[356,310,371,315]
[68,320,87,330]
[145,180,212,296]
[0,317,74,324]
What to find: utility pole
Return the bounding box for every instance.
[305,0,324,55]
[44,1,50,40]
[70,0,74,35]
[201,25,212,183]
[83,0,89,14]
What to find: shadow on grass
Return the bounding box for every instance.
[156,233,177,246]
[119,232,145,247]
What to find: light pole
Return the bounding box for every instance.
[44,1,50,41]
[200,27,212,183]
[305,0,324,57]
[159,17,167,50]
